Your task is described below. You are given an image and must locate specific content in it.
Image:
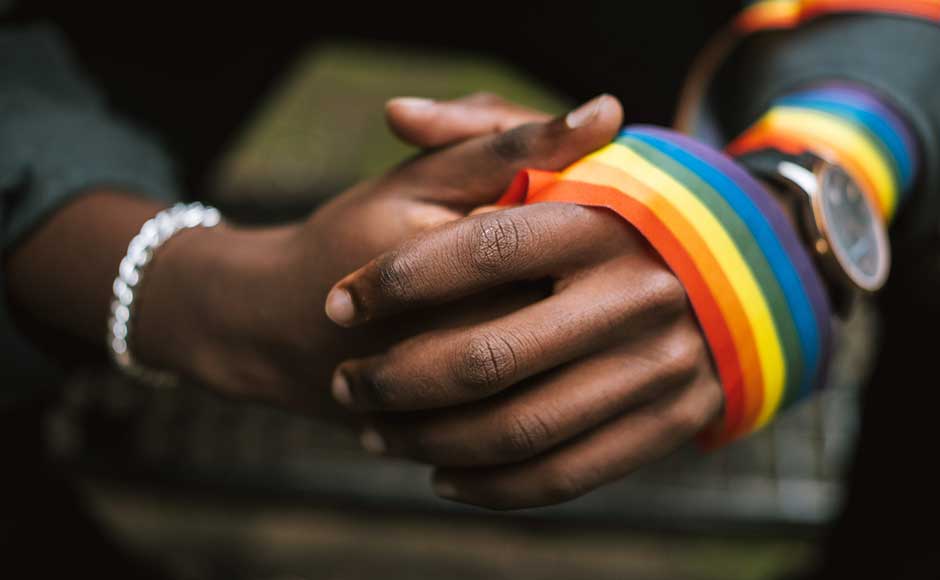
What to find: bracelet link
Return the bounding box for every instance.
[106,202,222,387]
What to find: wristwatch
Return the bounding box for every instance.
[737,149,890,311]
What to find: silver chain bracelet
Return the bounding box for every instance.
[107,202,222,387]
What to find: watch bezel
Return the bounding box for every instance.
[776,156,890,294]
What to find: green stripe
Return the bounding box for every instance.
[617,135,804,407]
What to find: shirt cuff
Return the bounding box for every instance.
[0,92,181,404]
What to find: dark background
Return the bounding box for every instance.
[4,2,940,578]
[7,1,740,192]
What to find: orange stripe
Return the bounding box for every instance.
[737,2,801,33]
[517,175,747,443]
[561,160,767,437]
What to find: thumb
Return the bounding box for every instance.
[386,92,552,148]
[397,94,623,208]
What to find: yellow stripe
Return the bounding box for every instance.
[565,144,786,428]
[767,107,898,218]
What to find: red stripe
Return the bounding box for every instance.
[502,170,750,444]
[738,0,940,33]
[802,0,940,22]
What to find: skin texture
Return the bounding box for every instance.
[133,94,627,416]
[5,92,724,509]
[6,93,624,403]
[326,201,723,509]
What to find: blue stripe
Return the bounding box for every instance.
[626,130,822,406]
[776,94,914,192]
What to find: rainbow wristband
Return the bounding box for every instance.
[728,84,919,223]
[499,126,832,445]
[737,0,940,34]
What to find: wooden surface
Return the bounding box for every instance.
[84,481,813,580]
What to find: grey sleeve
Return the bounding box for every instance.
[699,14,940,248]
[1,23,182,404]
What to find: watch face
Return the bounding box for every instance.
[817,165,889,292]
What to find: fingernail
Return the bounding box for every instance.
[565,94,607,129]
[331,370,354,407]
[468,204,503,216]
[325,288,356,325]
[432,476,459,499]
[359,428,386,455]
[404,204,460,230]
[390,97,435,110]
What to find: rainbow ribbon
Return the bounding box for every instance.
[499,84,917,443]
[728,84,919,223]
[737,0,940,33]
[497,4,926,444]
[500,127,832,444]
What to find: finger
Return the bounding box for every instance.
[325,203,633,326]
[398,198,464,231]
[431,372,724,510]
[386,92,552,148]
[366,317,707,467]
[331,252,686,411]
[394,93,622,207]
[404,280,551,335]
[468,204,505,216]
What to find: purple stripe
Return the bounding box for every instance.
[802,82,919,163]
[631,125,834,388]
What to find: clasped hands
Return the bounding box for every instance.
[326,93,725,508]
[146,93,723,509]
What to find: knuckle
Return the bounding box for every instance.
[468,212,536,273]
[495,410,553,461]
[644,268,688,318]
[454,333,520,393]
[358,361,402,409]
[539,465,587,504]
[375,250,420,304]
[486,123,537,163]
[661,323,707,383]
[667,395,712,435]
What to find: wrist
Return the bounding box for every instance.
[5,191,166,350]
[726,83,918,224]
[132,220,306,396]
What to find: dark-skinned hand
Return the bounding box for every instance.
[325,162,724,510]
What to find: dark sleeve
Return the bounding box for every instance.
[0,23,181,404]
[702,14,940,247]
